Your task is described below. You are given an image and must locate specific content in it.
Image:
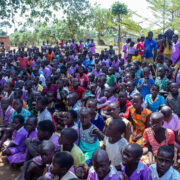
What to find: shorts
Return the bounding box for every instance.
[144,57,154,64]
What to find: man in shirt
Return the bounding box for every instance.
[172,34,180,66]
[144,31,157,63]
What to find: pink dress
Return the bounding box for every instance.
[143,128,175,156]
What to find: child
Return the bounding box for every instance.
[76,66,89,88]
[96,75,106,100]
[104,102,131,140]
[143,112,175,165]
[131,49,142,62]
[36,96,53,123]
[25,120,59,159]
[145,85,165,112]
[67,92,81,121]
[69,78,85,99]
[166,82,180,117]
[128,41,136,56]
[104,119,129,171]
[149,145,180,179]
[22,140,55,180]
[128,93,151,147]
[121,143,151,179]
[44,151,76,179]
[86,98,104,131]
[161,106,180,150]
[97,87,117,109]
[3,115,28,165]
[155,66,169,92]
[59,128,87,178]
[87,149,120,180]
[7,116,37,165]
[137,67,155,99]
[106,67,116,87]
[79,108,104,165]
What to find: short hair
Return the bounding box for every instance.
[67,110,77,120]
[67,92,78,101]
[61,128,78,143]
[14,98,23,105]
[157,145,174,159]
[37,96,49,105]
[151,84,159,91]
[133,93,143,101]
[112,119,126,133]
[128,143,143,159]
[53,151,74,170]
[38,120,55,134]
[13,115,24,125]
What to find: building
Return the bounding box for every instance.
[0,36,10,52]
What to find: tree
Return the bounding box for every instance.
[91,8,113,45]
[146,0,180,32]
[111,2,128,53]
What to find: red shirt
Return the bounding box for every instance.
[117,100,132,119]
[18,57,28,69]
[77,73,89,87]
[136,42,144,55]
[69,87,85,99]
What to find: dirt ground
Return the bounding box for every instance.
[0,154,20,180]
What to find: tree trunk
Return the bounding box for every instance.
[97,32,105,45]
[118,14,121,53]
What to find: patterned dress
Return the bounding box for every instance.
[128,106,151,147]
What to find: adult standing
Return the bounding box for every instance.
[144,31,157,63]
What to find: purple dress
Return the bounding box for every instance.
[43,67,52,78]
[0,78,6,88]
[121,161,151,180]
[90,42,96,54]
[123,44,128,62]
[7,127,30,164]
[0,105,14,126]
[87,165,120,180]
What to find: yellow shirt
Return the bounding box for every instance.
[131,55,142,62]
[163,39,172,55]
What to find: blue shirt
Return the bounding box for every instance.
[145,94,165,112]
[144,39,157,58]
[137,78,155,99]
[91,113,104,131]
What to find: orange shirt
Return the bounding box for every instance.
[45,52,55,61]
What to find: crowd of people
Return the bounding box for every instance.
[0,29,180,180]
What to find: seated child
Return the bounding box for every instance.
[121,143,151,179]
[145,85,165,112]
[39,151,77,180]
[19,140,55,180]
[59,128,87,178]
[79,108,104,165]
[149,145,180,179]
[6,115,37,165]
[25,120,59,160]
[143,112,175,165]
[104,102,131,140]
[166,82,180,117]
[97,87,117,109]
[106,67,116,87]
[2,115,28,165]
[104,119,129,171]
[131,49,142,62]
[128,93,151,147]
[69,78,85,99]
[87,149,120,180]
[155,66,169,92]
[118,91,132,118]
[161,106,180,151]
[86,98,104,131]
